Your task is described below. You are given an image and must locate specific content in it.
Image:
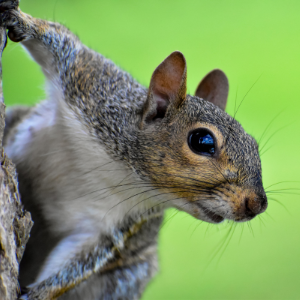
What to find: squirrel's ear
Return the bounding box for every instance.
[195,69,228,111]
[141,51,187,126]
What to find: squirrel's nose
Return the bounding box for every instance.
[245,194,268,217]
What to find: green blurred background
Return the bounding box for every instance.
[3,0,300,299]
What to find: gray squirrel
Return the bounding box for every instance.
[1,1,267,299]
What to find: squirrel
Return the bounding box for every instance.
[1,1,268,299]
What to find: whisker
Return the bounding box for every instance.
[161,209,181,230]
[124,189,211,217]
[216,222,238,266]
[259,121,293,153]
[265,181,300,190]
[106,186,218,219]
[233,86,238,116]
[264,210,275,222]
[266,191,300,196]
[259,144,274,157]
[266,188,300,192]
[205,222,235,268]
[268,197,291,215]
[207,158,229,184]
[72,173,220,206]
[190,220,204,238]
[238,222,245,244]
[234,74,263,119]
[247,221,254,237]
[258,215,266,230]
[258,109,284,146]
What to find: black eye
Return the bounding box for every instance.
[188,129,216,156]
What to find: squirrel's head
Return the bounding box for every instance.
[138,51,267,223]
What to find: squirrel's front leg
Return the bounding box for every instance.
[0,0,92,95]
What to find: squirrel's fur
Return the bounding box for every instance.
[1,1,267,299]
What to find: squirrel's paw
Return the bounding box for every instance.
[0,1,28,42]
[0,0,19,10]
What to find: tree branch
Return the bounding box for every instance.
[0,26,33,300]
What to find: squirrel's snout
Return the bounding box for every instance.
[244,194,268,217]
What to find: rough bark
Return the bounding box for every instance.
[0,27,33,300]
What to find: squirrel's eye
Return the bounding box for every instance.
[188,129,215,156]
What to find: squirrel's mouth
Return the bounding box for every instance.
[197,204,224,223]
[204,209,224,223]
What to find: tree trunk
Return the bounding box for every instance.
[0,27,33,300]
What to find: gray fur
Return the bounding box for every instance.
[1,1,267,299]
